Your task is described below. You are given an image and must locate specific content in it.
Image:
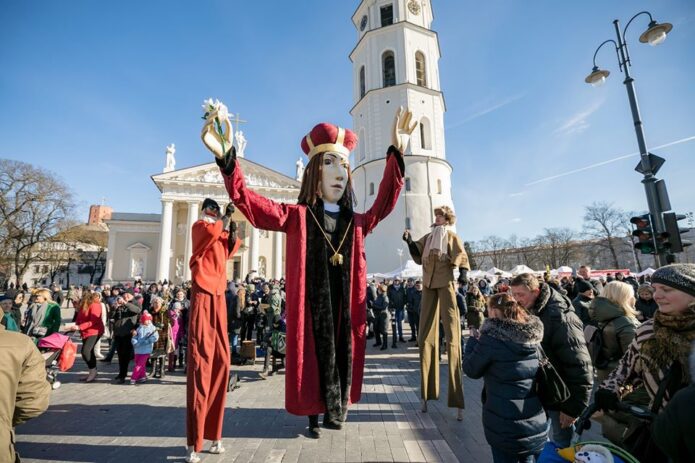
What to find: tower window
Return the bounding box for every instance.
[405,177,411,191]
[380,5,393,27]
[419,117,431,150]
[382,51,396,87]
[359,66,366,98]
[436,179,442,194]
[415,51,427,87]
[369,183,375,196]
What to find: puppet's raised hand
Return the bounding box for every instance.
[392,106,418,153]
[201,100,233,159]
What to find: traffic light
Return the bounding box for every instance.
[663,212,692,253]
[631,214,669,254]
[631,214,656,254]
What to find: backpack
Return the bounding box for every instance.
[583,324,609,369]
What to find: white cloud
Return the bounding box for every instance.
[552,99,604,137]
[508,192,525,198]
[510,217,522,223]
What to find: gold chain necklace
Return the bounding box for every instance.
[306,207,353,266]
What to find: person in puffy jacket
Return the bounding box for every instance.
[372,285,390,351]
[129,310,159,385]
[463,293,547,463]
[589,281,640,381]
[510,273,593,448]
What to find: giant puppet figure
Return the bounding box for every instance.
[202,105,416,438]
[185,198,241,463]
[402,205,469,420]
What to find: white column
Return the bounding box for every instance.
[183,201,199,281]
[273,231,283,279]
[157,199,174,282]
[249,226,260,273]
[105,228,117,282]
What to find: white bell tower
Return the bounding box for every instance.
[350,0,455,273]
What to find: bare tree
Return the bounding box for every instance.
[463,241,478,270]
[479,235,510,269]
[0,159,75,286]
[583,202,630,268]
[535,228,578,269]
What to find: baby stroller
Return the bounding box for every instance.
[537,401,652,463]
[38,332,78,390]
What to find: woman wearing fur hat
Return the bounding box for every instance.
[463,293,547,462]
[595,264,695,452]
[402,205,470,419]
[203,106,413,438]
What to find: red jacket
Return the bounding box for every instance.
[189,218,241,295]
[222,153,403,416]
[75,302,105,339]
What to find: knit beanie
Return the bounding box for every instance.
[140,310,153,323]
[651,264,695,298]
[575,279,593,294]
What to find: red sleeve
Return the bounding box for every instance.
[222,160,292,232]
[363,151,405,235]
[191,219,224,259]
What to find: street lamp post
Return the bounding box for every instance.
[586,11,673,267]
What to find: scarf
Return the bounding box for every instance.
[422,225,448,266]
[641,305,695,384]
[27,302,49,334]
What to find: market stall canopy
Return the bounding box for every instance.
[510,264,538,276]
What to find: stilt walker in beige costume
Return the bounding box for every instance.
[403,206,469,420]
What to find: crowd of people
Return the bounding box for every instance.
[2,262,694,463]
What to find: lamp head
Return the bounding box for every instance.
[639,20,673,46]
[585,67,610,87]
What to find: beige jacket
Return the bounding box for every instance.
[411,230,470,289]
[0,325,51,463]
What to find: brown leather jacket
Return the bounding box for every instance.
[0,324,51,463]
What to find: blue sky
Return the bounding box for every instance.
[1,1,693,242]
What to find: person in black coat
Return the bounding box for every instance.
[652,346,695,463]
[511,274,593,448]
[463,293,547,463]
[406,281,422,343]
[635,284,658,321]
[571,278,594,327]
[225,282,240,356]
[372,285,390,351]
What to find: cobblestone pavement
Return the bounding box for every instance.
[15,316,601,462]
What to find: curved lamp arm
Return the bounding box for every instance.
[592,39,619,69]
[623,11,654,39]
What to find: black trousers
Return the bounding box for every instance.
[115,335,134,378]
[81,335,101,369]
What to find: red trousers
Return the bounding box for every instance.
[186,285,230,451]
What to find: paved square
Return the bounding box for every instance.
[15,325,601,462]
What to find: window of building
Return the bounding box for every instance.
[436,179,442,194]
[419,117,431,150]
[369,183,375,196]
[405,217,411,230]
[34,265,41,273]
[415,51,427,87]
[359,66,366,98]
[382,51,396,87]
[380,4,393,27]
[42,265,48,273]
[405,177,411,191]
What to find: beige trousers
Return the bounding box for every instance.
[418,283,464,408]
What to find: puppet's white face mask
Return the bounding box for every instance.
[321,152,349,204]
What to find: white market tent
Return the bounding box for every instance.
[370,259,422,280]
[486,267,512,278]
[636,267,656,277]
[510,264,538,276]
[556,266,573,273]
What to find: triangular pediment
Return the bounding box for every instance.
[152,158,300,192]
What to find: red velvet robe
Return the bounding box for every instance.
[222,155,403,415]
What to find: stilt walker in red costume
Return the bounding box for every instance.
[201,103,417,438]
[185,198,240,463]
